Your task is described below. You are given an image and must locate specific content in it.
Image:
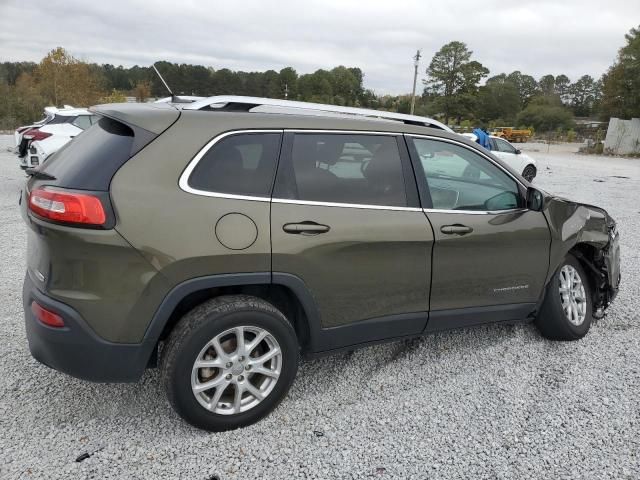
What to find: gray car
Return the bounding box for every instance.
[21,96,620,431]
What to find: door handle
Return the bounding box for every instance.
[440,224,473,235]
[283,221,330,235]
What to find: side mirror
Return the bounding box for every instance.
[515,149,521,155]
[526,187,544,211]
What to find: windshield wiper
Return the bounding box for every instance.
[25,168,56,180]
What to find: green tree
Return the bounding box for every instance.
[569,75,597,116]
[423,41,489,124]
[475,74,521,123]
[538,74,556,96]
[554,74,571,101]
[517,95,574,132]
[506,71,538,107]
[600,25,640,119]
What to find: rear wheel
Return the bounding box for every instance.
[161,295,298,431]
[536,254,593,340]
[522,164,537,182]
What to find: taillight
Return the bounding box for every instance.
[24,129,52,141]
[31,301,65,328]
[28,187,106,226]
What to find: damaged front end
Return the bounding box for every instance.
[543,195,621,318]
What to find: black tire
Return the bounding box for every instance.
[522,164,536,182]
[160,295,298,431]
[536,254,593,341]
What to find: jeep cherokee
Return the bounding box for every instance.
[21,96,621,431]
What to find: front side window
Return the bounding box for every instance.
[279,134,407,207]
[188,133,282,197]
[412,138,520,211]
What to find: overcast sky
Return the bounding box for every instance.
[1,0,638,94]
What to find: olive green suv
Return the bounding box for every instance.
[21,96,621,431]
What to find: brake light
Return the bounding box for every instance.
[24,129,52,141]
[28,187,106,226]
[31,301,65,328]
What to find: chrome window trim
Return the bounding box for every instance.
[405,134,527,189]
[273,198,422,212]
[284,129,398,135]
[423,208,529,215]
[178,129,283,202]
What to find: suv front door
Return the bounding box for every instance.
[271,132,434,352]
[406,135,550,331]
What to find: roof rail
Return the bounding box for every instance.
[181,95,452,132]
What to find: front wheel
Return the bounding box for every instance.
[536,254,593,340]
[161,295,299,431]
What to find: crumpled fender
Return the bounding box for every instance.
[542,194,614,284]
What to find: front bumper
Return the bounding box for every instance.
[23,273,153,383]
[603,226,621,305]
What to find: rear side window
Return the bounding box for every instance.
[47,115,73,125]
[276,133,407,207]
[188,133,282,197]
[72,115,92,130]
[39,117,137,191]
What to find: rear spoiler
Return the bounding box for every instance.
[90,102,180,135]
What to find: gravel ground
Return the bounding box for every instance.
[1,136,638,479]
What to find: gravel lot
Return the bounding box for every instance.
[1,136,638,479]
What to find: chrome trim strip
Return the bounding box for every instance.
[423,208,528,215]
[284,129,398,136]
[273,198,422,212]
[179,129,283,201]
[405,134,527,189]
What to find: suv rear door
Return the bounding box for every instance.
[406,135,550,331]
[270,131,434,352]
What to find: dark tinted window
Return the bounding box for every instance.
[40,117,136,191]
[48,115,74,125]
[188,133,282,197]
[280,134,406,207]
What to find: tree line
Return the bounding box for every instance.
[1,24,638,132]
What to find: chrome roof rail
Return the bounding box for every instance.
[181,95,452,132]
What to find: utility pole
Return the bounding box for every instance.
[410,49,421,115]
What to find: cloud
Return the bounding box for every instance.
[0,0,638,93]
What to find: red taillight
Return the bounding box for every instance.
[28,187,106,226]
[24,129,52,141]
[31,301,65,328]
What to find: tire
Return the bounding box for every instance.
[522,164,537,182]
[160,295,299,431]
[536,254,593,341]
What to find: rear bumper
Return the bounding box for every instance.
[23,273,153,383]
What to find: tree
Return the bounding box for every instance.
[36,47,104,106]
[423,41,489,124]
[600,25,640,119]
[517,95,574,132]
[569,75,597,116]
[538,74,556,96]
[506,71,538,107]
[554,74,571,102]
[475,75,521,124]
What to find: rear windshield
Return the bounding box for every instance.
[40,117,135,191]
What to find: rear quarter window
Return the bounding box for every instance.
[187,133,282,197]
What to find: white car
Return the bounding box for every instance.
[19,108,98,169]
[462,133,537,182]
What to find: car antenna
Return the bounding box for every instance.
[152,63,176,102]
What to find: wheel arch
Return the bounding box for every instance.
[143,273,320,367]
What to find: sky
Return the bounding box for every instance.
[1,0,638,94]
